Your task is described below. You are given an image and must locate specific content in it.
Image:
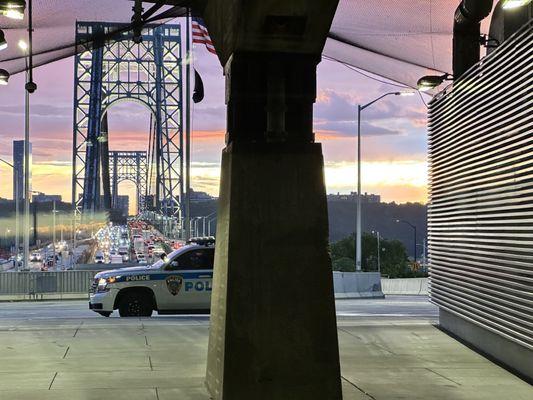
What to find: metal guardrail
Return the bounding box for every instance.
[428,22,533,351]
[0,271,98,295]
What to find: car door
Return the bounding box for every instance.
[176,248,214,309]
[157,248,214,311]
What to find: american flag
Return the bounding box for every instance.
[192,17,216,55]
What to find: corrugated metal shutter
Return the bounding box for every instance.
[428,22,533,350]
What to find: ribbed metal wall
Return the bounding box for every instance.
[428,22,533,350]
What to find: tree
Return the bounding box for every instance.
[330,232,411,277]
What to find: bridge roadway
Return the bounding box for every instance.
[0,296,530,399]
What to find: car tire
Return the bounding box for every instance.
[97,311,112,317]
[118,291,153,317]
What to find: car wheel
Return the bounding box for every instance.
[118,292,153,317]
[97,311,111,317]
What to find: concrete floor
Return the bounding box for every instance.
[0,297,530,399]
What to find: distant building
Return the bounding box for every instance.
[189,189,215,202]
[13,140,32,201]
[327,192,381,204]
[33,193,62,203]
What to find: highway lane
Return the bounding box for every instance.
[0,295,437,323]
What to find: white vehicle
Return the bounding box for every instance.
[30,252,42,262]
[136,253,147,264]
[118,246,129,262]
[95,252,105,264]
[89,238,215,317]
[110,254,123,264]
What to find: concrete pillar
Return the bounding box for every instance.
[203,2,341,399]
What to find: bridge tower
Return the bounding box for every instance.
[72,21,184,231]
[109,151,148,215]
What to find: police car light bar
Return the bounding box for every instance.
[187,236,216,246]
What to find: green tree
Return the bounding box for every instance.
[330,232,410,277]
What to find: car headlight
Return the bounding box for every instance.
[97,276,117,292]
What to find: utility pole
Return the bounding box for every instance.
[52,200,56,269]
[355,91,414,272]
[376,231,380,273]
[356,105,362,271]
[184,9,191,240]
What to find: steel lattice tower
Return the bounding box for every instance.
[72,21,183,229]
[109,151,148,215]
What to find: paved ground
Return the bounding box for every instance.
[0,296,530,399]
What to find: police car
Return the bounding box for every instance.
[89,238,214,317]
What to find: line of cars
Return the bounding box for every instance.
[94,225,131,265]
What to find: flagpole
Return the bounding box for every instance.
[184,8,191,240]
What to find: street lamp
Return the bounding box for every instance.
[416,74,452,92]
[207,216,217,236]
[0,0,26,19]
[201,211,216,236]
[501,0,532,9]
[355,91,414,271]
[371,230,381,273]
[395,219,417,263]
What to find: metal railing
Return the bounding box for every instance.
[0,271,97,295]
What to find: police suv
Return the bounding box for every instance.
[89,238,214,317]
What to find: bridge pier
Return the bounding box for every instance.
[203,2,342,399]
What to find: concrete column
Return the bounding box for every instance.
[206,50,342,399]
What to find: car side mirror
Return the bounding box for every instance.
[170,260,179,268]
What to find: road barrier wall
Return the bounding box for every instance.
[0,271,97,297]
[333,271,384,299]
[0,271,428,300]
[381,278,428,295]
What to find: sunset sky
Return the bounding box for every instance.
[0,34,429,209]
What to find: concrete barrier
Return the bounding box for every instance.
[0,271,427,301]
[380,277,428,295]
[333,271,384,299]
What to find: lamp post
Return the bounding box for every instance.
[355,91,414,271]
[52,200,57,269]
[202,211,216,237]
[371,230,381,273]
[395,219,417,263]
[207,216,217,237]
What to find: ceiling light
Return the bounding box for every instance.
[416,74,451,92]
[0,69,9,85]
[0,29,6,51]
[18,39,27,51]
[501,0,532,9]
[0,1,26,19]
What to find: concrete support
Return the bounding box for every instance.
[205,49,341,400]
[207,142,342,399]
[203,2,341,397]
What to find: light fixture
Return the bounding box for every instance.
[501,0,532,9]
[0,68,9,85]
[0,0,26,19]
[396,91,416,96]
[18,39,27,51]
[416,74,452,92]
[0,29,6,51]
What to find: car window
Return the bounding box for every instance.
[166,248,214,270]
